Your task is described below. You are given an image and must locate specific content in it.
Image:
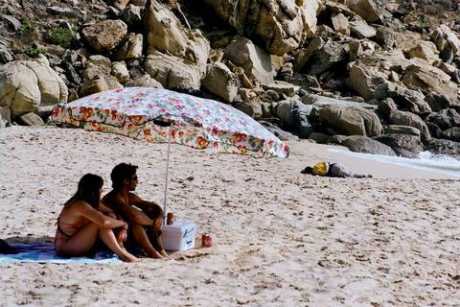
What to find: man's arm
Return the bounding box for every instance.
[112,196,153,226]
[128,193,160,212]
[77,201,127,229]
[98,202,116,217]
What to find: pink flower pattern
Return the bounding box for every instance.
[49,87,289,158]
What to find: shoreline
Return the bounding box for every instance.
[288,141,460,180]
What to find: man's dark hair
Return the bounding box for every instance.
[111,163,138,190]
[300,166,313,175]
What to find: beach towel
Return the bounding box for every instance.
[0,242,120,264]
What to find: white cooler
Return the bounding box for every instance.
[162,219,197,251]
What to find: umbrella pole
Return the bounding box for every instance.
[163,126,171,224]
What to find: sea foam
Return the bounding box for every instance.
[329,149,460,178]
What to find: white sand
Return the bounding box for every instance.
[0,126,459,306]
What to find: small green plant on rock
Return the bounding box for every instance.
[417,15,430,28]
[24,46,45,58]
[48,27,74,49]
[18,18,33,36]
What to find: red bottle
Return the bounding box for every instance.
[166,212,175,225]
[202,233,213,247]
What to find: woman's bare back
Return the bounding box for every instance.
[56,201,92,237]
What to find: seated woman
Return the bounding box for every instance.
[55,174,138,262]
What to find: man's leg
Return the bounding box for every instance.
[131,224,162,258]
[147,228,168,257]
[98,228,138,262]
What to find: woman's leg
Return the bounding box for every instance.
[56,223,99,256]
[56,223,137,262]
[98,228,138,262]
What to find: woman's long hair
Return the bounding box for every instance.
[65,174,103,208]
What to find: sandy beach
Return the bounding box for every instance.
[0,126,459,306]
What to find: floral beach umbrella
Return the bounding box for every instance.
[49,87,289,158]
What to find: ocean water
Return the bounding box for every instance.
[329,149,460,178]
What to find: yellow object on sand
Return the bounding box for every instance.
[312,162,329,176]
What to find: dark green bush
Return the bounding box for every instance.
[48,27,74,49]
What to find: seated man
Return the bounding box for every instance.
[102,163,167,258]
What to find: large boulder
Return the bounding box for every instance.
[384,125,421,137]
[388,85,431,115]
[425,138,460,157]
[224,37,274,85]
[349,18,376,39]
[111,61,130,84]
[389,110,431,141]
[125,74,163,88]
[406,41,440,65]
[275,99,313,138]
[442,127,460,142]
[19,112,45,126]
[376,133,423,158]
[348,48,458,103]
[394,30,423,53]
[348,39,377,61]
[0,59,68,117]
[121,4,144,27]
[318,105,383,137]
[80,55,125,95]
[144,0,210,75]
[233,96,263,119]
[348,49,411,100]
[402,62,458,101]
[112,0,131,10]
[424,93,453,112]
[341,135,396,156]
[377,98,398,119]
[346,0,382,23]
[114,33,143,60]
[0,39,13,64]
[348,62,388,100]
[260,121,299,141]
[375,27,396,49]
[202,0,322,55]
[81,20,128,52]
[294,37,323,71]
[80,76,123,97]
[425,108,460,130]
[144,51,202,91]
[262,81,300,97]
[438,62,460,84]
[302,39,348,75]
[303,93,377,110]
[331,13,350,36]
[0,106,11,127]
[431,24,460,60]
[82,56,112,80]
[202,62,239,103]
